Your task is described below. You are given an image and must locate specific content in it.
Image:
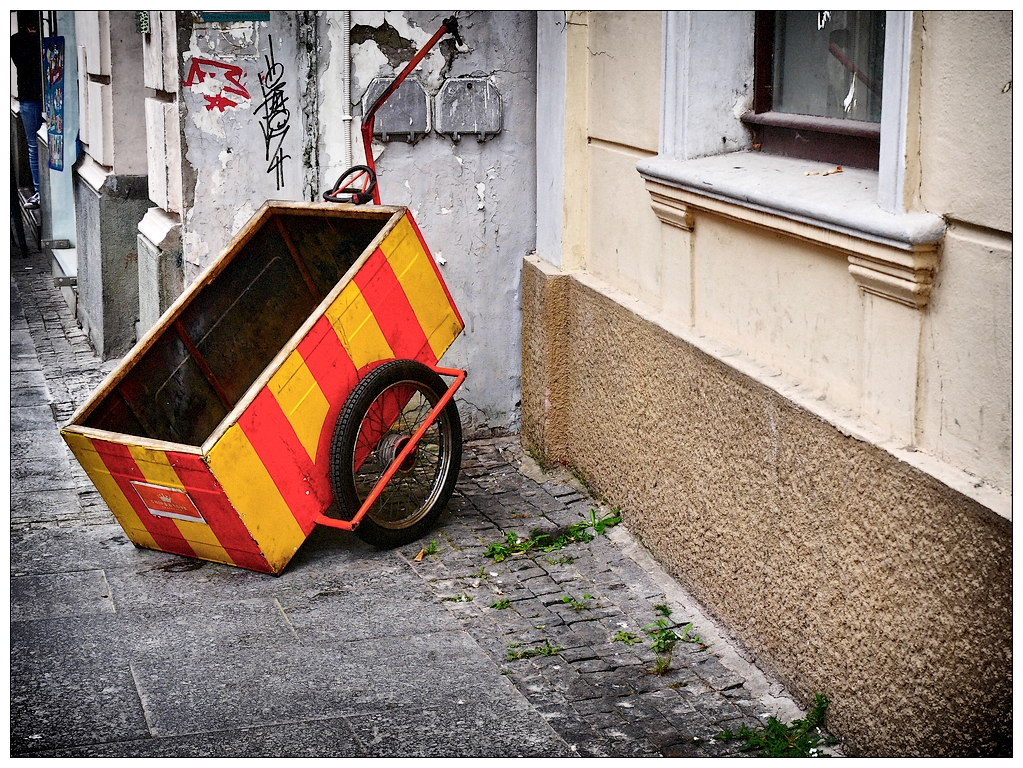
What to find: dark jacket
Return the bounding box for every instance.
[11,30,42,102]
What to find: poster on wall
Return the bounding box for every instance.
[42,35,64,171]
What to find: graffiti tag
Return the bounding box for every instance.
[183,58,251,111]
[256,37,291,190]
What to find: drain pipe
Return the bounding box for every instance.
[341,10,353,169]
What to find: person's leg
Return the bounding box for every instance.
[19,100,43,199]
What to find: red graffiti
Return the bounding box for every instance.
[183,58,250,111]
[204,93,239,112]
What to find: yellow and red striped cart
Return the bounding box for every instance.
[61,203,465,575]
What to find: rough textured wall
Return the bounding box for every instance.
[521,259,1011,756]
[520,257,569,462]
[179,13,312,280]
[327,11,537,434]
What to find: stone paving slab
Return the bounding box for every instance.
[11,662,152,754]
[9,248,826,757]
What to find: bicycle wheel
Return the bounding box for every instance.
[328,359,462,547]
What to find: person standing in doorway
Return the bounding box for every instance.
[11,12,43,209]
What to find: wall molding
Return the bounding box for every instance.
[641,154,943,308]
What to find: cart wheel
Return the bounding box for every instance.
[328,359,462,547]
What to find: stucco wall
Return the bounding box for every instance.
[522,258,1011,756]
[325,11,537,434]
[179,13,312,280]
[174,11,533,434]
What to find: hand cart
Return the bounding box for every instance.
[61,18,469,575]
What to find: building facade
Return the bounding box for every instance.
[523,10,1011,756]
[16,10,1010,756]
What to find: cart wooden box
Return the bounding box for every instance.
[61,202,464,574]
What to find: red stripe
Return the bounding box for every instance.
[354,248,437,365]
[168,452,274,573]
[238,388,329,535]
[353,383,414,470]
[92,441,198,558]
[404,212,464,328]
[298,315,360,466]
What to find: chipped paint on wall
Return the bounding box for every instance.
[320,11,536,433]
[181,13,306,282]
[350,10,449,98]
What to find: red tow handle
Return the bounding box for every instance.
[360,16,461,205]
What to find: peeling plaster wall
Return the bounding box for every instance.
[179,13,312,281]
[320,11,537,434]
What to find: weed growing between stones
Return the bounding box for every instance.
[546,555,576,565]
[612,629,643,645]
[484,508,622,562]
[714,694,836,757]
[642,604,708,674]
[561,593,594,611]
[506,639,563,660]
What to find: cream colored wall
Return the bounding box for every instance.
[692,215,863,409]
[569,11,1011,498]
[914,11,1013,492]
[582,12,664,308]
[917,12,1012,231]
[586,12,660,151]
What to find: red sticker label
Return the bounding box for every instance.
[130,481,207,524]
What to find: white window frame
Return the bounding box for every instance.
[648,11,934,218]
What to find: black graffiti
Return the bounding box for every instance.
[256,37,291,190]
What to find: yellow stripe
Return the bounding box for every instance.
[325,280,394,370]
[380,215,462,361]
[126,445,186,489]
[126,445,236,567]
[61,432,160,550]
[268,351,331,463]
[178,536,237,566]
[206,423,306,574]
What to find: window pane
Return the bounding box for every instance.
[773,11,885,123]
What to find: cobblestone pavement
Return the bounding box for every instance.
[407,440,791,757]
[11,248,818,757]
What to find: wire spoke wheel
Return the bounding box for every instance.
[329,360,461,547]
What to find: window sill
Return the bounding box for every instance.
[636,151,946,308]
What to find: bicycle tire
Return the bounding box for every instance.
[328,359,462,547]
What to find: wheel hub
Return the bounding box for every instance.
[378,432,417,473]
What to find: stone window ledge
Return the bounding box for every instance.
[637,151,946,308]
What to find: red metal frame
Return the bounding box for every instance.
[316,17,466,532]
[315,365,466,531]
[361,17,457,204]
